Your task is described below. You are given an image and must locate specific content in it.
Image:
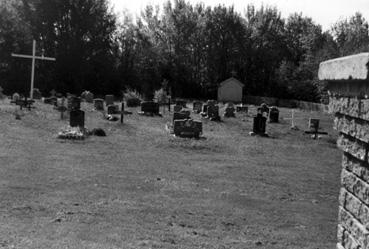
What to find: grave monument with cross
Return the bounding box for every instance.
[11,40,56,99]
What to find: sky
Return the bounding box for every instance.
[110,0,369,31]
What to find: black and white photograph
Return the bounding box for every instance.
[0,0,368,248]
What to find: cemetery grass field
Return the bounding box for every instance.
[0,100,341,249]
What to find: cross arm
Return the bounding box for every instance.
[11,53,56,61]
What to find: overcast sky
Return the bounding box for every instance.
[110,0,369,31]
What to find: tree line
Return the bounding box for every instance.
[0,0,368,102]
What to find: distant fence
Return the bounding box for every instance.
[244,95,328,112]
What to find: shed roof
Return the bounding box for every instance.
[219,77,245,88]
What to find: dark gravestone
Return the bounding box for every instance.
[173,119,202,138]
[105,95,114,106]
[236,104,248,113]
[33,88,42,99]
[207,103,220,121]
[253,113,267,135]
[94,98,104,111]
[141,101,160,115]
[85,92,94,103]
[173,110,191,123]
[193,102,203,114]
[309,118,320,132]
[175,100,187,108]
[70,110,85,128]
[257,103,269,115]
[269,107,279,123]
[200,104,208,117]
[68,96,81,111]
[173,104,182,113]
[224,102,235,118]
[44,96,57,105]
[107,104,119,115]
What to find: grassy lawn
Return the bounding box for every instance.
[0,100,341,249]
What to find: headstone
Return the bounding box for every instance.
[308,118,320,132]
[173,110,191,123]
[68,96,81,111]
[140,101,160,115]
[206,100,220,121]
[269,106,279,123]
[0,86,4,100]
[33,88,42,99]
[44,96,57,105]
[173,119,202,138]
[56,92,63,98]
[107,104,119,115]
[193,101,203,114]
[236,104,248,113]
[173,104,182,113]
[175,100,187,108]
[58,97,67,120]
[50,89,56,97]
[94,98,104,111]
[200,104,208,117]
[224,102,236,118]
[70,109,85,128]
[258,103,269,115]
[85,91,94,103]
[253,113,267,135]
[105,95,114,106]
[12,93,20,102]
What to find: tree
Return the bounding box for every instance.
[21,0,118,94]
[332,12,369,56]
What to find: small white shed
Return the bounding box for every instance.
[217,77,244,103]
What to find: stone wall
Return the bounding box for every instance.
[319,53,369,249]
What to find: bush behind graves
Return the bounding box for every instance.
[154,88,169,104]
[124,89,142,107]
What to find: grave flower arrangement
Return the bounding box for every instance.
[57,126,86,140]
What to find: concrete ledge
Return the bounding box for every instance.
[319,53,369,81]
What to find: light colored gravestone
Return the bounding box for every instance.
[12,93,20,102]
[318,53,369,249]
[94,98,104,111]
[105,95,114,106]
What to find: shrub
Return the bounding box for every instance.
[154,88,169,104]
[124,88,142,107]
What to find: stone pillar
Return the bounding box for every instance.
[318,53,369,249]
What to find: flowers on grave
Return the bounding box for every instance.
[57,126,86,140]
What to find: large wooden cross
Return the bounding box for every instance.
[11,40,56,99]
